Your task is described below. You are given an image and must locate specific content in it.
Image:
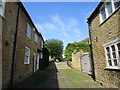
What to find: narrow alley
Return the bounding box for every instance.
[15,62,104,88]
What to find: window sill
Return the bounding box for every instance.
[24,63,30,65]
[26,35,31,39]
[105,67,120,71]
[35,41,38,44]
[0,14,5,19]
[99,6,120,26]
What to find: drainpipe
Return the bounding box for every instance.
[9,2,20,88]
[88,22,96,81]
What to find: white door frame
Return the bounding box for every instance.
[37,53,39,70]
[33,52,36,72]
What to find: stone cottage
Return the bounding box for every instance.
[1,2,46,88]
[87,0,120,88]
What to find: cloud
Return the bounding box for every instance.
[35,23,56,32]
[35,24,44,31]
[74,29,81,37]
[50,14,65,30]
[62,32,69,37]
[44,23,56,30]
[35,14,82,39]
[38,16,44,20]
[67,17,79,29]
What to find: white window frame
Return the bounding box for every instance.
[0,0,6,17]
[100,0,120,23]
[26,22,31,38]
[40,52,43,59]
[24,47,30,64]
[103,38,120,69]
[41,39,43,48]
[34,33,38,43]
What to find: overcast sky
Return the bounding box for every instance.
[23,2,99,49]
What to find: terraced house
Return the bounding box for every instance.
[87,0,120,88]
[1,1,46,88]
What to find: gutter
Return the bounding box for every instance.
[88,22,96,81]
[9,2,20,88]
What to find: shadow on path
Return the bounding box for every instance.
[14,62,105,89]
[42,62,59,88]
[14,62,59,88]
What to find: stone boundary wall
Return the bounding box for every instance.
[71,50,89,71]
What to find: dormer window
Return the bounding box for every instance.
[114,0,120,9]
[101,7,106,21]
[0,0,6,16]
[106,2,113,16]
[100,0,120,23]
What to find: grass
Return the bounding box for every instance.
[14,72,48,88]
[64,69,103,88]
[64,69,91,81]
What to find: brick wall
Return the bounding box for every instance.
[89,7,120,88]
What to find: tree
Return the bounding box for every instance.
[64,42,90,59]
[45,39,63,61]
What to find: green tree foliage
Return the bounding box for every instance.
[64,42,90,59]
[45,39,63,61]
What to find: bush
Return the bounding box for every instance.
[64,42,90,59]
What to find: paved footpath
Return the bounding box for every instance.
[38,62,73,88]
[15,62,104,88]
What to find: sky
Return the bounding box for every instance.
[22,2,99,49]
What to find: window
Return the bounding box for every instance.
[24,47,30,64]
[100,0,120,23]
[34,33,38,43]
[104,38,120,69]
[26,23,31,38]
[40,53,43,59]
[101,7,106,21]
[114,0,120,9]
[106,2,113,16]
[117,43,120,58]
[41,39,43,48]
[0,0,6,16]
[106,47,112,66]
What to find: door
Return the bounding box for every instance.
[33,52,36,72]
[81,54,93,75]
[36,54,39,70]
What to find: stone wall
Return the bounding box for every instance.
[0,16,2,90]
[12,4,43,86]
[71,50,88,71]
[2,2,44,88]
[89,7,120,88]
[2,2,19,88]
